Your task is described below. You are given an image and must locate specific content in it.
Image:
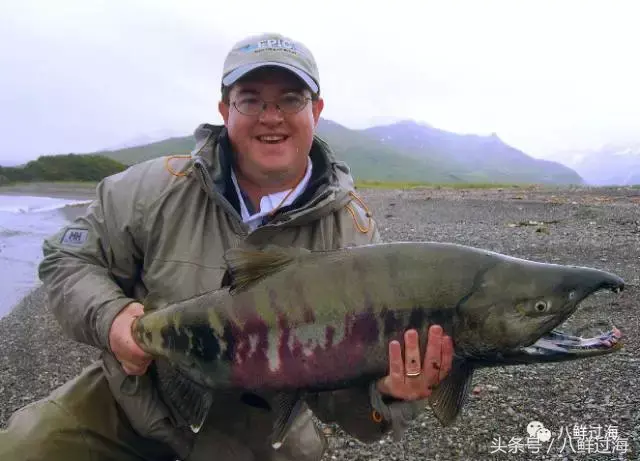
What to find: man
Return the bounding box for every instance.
[0,32,453,460]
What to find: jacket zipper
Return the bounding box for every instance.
[193,159,249,238]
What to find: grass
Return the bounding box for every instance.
[0,180,99,189]
[4,180,636,195]
[354,180,640,192]
[354,180,541,190]
[0,181,100,199]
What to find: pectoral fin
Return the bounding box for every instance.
[427,360,475,426]
[270,391,306,450]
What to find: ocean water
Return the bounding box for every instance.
[0,195,92,318]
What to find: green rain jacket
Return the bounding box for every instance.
[37,124,424,460]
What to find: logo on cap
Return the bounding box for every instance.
[238,39,299,55]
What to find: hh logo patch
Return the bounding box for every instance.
[61,228,89,246]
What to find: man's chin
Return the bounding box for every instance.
[254,152,297,172]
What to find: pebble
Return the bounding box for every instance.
[2,187,638,461]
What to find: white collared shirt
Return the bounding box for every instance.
[231,157,313,231]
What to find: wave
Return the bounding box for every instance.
[0,196,93,214]
[0,228,25,238]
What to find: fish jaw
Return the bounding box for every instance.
[483,327,624,365]
[522,327,623,361]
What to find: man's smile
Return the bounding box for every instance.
[256,134,289,144]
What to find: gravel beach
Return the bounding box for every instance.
[1,185,638,460]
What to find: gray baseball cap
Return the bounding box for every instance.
[221,32,320,94]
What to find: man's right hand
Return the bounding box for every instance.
[108,302,152,375]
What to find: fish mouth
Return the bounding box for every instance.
[523,326,623,360]
[522,281,625,362]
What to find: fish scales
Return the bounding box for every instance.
[184,245,469,391]
[133,241,625,396]
[137,244,490,389]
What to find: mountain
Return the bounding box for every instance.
[92,136,195,166]
[314,119,460,183]
[90,118,584,185]
[565,144,640,185]
[91,119,458,183]
[362,121,583,185]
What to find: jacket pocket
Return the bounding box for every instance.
[101,352,195,459]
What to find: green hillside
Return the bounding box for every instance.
[91,120,458,183]
[0,154,127,185]
[93,137,195,165]
[87,118,583,185]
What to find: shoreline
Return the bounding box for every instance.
[0,192,93,319]
[2,180,639,198]
[0,182,98,200]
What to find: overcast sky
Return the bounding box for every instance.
[1,0,639,166]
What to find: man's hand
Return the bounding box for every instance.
[108,302,152,375]
[376,325,454,401]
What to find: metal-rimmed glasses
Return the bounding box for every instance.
[232,92,312,116]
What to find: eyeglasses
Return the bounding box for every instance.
[231,93,312,116]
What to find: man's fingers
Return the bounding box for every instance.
[440,334,454,381]
[128,340,151,361]
[378,325,453,401]
[422,325,443,390]
[403,329,422,377]
[122,362,144,376]
[388,340,404,383]
[122,358,151,376]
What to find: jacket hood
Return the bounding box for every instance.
[189,123,359,227]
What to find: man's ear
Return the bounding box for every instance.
[312,97,324,126]
[219,100,230,125]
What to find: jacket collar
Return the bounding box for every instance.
[189,123,357,226]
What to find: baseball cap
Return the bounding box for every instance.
[221,32,320,95]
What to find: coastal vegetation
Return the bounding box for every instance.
[0,154,127,186]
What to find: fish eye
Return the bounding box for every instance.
[568,290,576,300]
[534,300,550,313]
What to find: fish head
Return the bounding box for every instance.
[454,254,625,363]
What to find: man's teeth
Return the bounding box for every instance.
[259,135,286,142]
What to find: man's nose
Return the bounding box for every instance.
[258,102,285,123]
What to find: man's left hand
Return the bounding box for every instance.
[376,325,454,401]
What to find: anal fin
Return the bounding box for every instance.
[152,360,214,432]
[427,359,475,426]
[270,391,306,450]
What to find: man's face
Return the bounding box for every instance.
[219,67,324,184]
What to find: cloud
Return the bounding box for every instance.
[1,0,639,165]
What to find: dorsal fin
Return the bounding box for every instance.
[223,245,311,293]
